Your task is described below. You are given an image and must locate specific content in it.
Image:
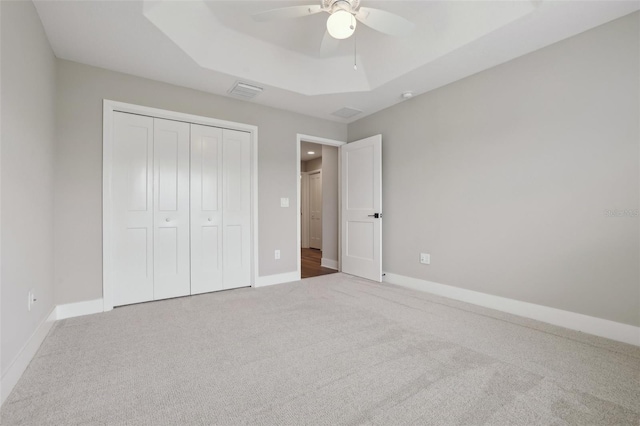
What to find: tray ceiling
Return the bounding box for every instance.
[34,1,640,122]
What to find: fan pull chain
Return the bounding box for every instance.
[353,29,358,71]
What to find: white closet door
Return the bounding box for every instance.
[222,129,251,289]
[309,171,323,250]
[190,124,223,295]
[112,112,154,306]
[153,118,191,300]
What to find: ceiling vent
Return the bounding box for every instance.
[228,82,264,100]
[331,107,363,119]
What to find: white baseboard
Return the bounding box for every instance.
[383,272,640,347]
[1,307,57,406]
[56,298,104,320]
[321,258,339,270]
[254,271,299,288]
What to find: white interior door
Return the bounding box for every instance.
[222,129,252,289]
[153,118,190,300]
[190,124,223,295]
[341,135,382,282]
[309,171,323,250]
[112,112,154,306]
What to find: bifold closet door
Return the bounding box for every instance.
[112,112,154,306]
[190,124,223,294]
[191,125,251,293]
[153,118,190,300]
[111,113,251,305]
[112,113,190,306]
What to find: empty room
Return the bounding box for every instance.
[1,0,639,425]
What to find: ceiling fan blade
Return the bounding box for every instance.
[320,30,340,56]
[252,5,323,22]
[355,7,415,37]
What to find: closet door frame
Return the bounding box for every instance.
[103,100,258,312]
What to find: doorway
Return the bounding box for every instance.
[297,135,345,279]
[296,133,383,283]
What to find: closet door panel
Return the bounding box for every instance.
[201,226,220,277]
[155,228,178,275]
[223,129,251,289]
[112,112,154,306]
[153,118,191,300]
[225,225,242,269]
[201,137,219,211]
[191,124,224,294]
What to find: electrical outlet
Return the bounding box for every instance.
[420,253,430,265]
[275,250,281,260]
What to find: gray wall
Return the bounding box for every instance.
[54,60,347,305]
[1,1,57,374]
[321,145,339,263]
[348,13,640,326]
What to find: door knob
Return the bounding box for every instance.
[368,213,382,218]
[208,218,212,222]
[165,218,171,222]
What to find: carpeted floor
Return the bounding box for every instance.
[2,273,639,425]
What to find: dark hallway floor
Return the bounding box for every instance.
[301,248,338,279]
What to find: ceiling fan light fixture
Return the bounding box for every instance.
[327,9,356,39]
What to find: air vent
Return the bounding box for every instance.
[228,82,264,100]
[331,107,363,119]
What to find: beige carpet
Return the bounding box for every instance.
[2,273,639,425]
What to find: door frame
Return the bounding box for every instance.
[103,100,259,312]
[296,134,345,280]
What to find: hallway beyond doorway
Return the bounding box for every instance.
[301,248,337,279]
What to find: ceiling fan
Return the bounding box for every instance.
[252,0,415,42]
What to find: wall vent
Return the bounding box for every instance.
[228,82,264,100]
[331,107,363,119]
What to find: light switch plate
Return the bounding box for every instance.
[280,198,289,207]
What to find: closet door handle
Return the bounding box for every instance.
[207,218,212,222]
[165,218,171,222]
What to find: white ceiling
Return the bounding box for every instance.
[34,1,639,123]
